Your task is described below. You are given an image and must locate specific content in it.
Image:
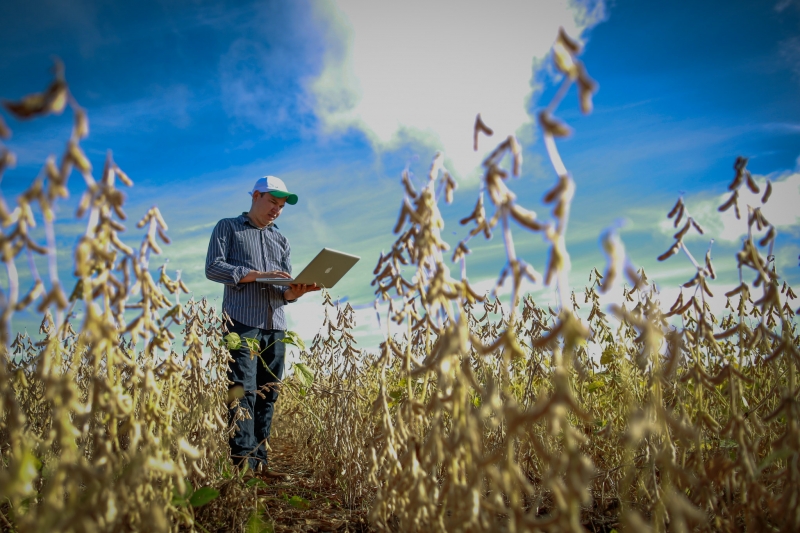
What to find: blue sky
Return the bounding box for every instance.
[1,0,799,347]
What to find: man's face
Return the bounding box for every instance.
[252,192,287,223]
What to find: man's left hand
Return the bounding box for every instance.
[285,283,321,300]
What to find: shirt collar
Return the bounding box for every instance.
[240,212,278,230]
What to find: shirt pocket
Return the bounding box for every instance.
[263,239,290,274]
[229,230,260,269]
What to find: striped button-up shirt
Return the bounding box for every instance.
[205,213,293,330]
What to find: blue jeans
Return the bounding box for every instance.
[226,319,285,470]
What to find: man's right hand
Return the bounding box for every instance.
[239,270,292,284]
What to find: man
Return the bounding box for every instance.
[205,175,319,475]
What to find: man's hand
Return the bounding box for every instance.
[284,283,321,300]
[240,270,291,283]
[238,270,320,300]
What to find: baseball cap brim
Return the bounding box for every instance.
[269,191,298,205]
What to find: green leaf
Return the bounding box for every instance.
[189,486,220,507]
[224,332,242,350]
[600,347,616,366]
[171,481,194,507]
[218,456,233,479]
[388,389,404,401]
[244,337,261,359]
[587,380,605,393]
[245,477,269,489]
[246,511,274,533]
[171,487,187,507]
[16,450,42,495]
[287,495,310,510]
[282,330,306,351]
[293,363,315,389]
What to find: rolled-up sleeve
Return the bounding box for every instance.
[205,220,250,288]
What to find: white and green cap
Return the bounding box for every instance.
[250,175,298,205]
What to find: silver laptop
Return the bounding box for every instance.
[256,248,360,289]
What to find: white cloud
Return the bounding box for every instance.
[285,298,328,343]
[90,84,194,131]
[220,38,308,131]
[779,36,800,81]
[659,172,800,243]
[216,2,325,133]
[284,296,396,359]
[775,241,800,274]
[310,0,605,179]
[775,0,800,13]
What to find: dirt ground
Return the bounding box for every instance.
[251,441,620,533]
[252,441,373,533]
